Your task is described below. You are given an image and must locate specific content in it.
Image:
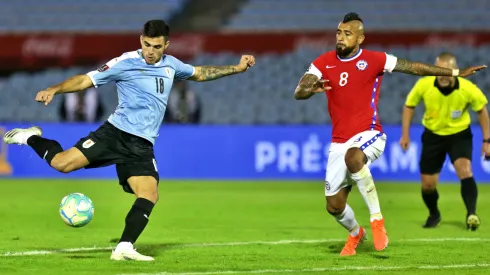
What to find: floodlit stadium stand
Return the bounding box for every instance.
[0,0,188,32]
[226,0,490,31]
[1,45,489,124]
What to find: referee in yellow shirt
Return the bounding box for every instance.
[399,52,490,230]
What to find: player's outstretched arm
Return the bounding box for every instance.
[188,55,255,82]
[393,58,487,77]
[35,74,94,106]
[294,74,330,100]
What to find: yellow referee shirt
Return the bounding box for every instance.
[405,76,488,136]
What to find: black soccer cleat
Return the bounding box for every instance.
[423,215,441,228]
[467,214,480,231]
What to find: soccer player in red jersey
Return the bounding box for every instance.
[294,12,486,256]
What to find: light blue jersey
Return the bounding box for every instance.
[87,50,195,144]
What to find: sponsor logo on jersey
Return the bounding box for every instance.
[356,60,368,71]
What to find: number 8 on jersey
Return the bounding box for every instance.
[339,72,349,86]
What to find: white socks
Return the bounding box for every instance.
[335,204,360,237]
[350,165,383,222]
[115,241,133,252]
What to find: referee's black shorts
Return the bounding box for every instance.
[419,127,473,174]
[73,121,159,194]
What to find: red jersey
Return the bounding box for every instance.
[305,49,397,143]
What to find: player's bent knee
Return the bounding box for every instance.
[326,203,344,216]
[345,148,365,173]
[138,191,159,204]
[134,187,159,204]
[128,176,159,204]
[50,148,88,173]
[50,154,73,173]
[326,196,346,216]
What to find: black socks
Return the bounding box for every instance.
[119,198,155,244]
[422,188,440,217]
[461,177,478,216]
[422,177,478,218]
[27,136,63,165]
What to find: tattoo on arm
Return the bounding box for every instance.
[393,58,453,76]
[294,74,319,100]
[189,66,239,82]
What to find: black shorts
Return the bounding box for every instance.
[73,121,159,193]
[419,127,473,174]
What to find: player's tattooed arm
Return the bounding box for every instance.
[294,74,329,100]
[393,58,453,76]
[393,58,487,77]
[294,74,318,100]
[189,66,240,82]
[189,55,256,82]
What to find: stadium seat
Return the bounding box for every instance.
[2,45,490,124]
[226,0,490,32]
[0,0,189,32]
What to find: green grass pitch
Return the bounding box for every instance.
[0,179,489,275]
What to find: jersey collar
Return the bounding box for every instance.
[337,49,363,62]
[137,49,166,66]
[434,77,459,96]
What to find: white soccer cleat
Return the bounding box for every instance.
[110,242,154,261]
[3,126,42,145]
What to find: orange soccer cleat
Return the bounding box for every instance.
[340,226,367,256]
[371,218,388,251]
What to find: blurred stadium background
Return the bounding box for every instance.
[0,0,490,180]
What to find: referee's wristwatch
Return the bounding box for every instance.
[484,138,490,143]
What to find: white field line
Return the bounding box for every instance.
[1,237,489,257]
[117,263,490,275]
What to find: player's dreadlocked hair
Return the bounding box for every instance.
[142,20,170,38]
[342,12,363,23]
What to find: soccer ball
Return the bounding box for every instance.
[59,193,94,227]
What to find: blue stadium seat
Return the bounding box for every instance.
[226,0,490,31]
[2,45,490,124]
[0,0,188,32]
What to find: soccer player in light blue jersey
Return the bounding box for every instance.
[3,20,256,261]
